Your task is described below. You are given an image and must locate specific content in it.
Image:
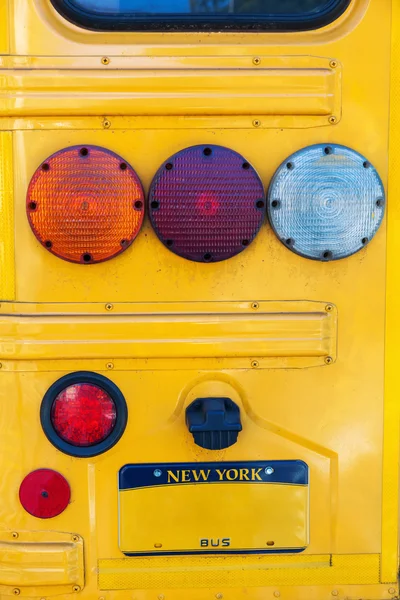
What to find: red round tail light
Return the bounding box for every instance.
[19,469,71,519]
[27,145,144,264]
[41,373,128,457]
[149,145,265,262]
[51,383,117,447]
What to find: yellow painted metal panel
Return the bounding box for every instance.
[0,56,340,125]
[381,0,400,584]
[0,530,84,595]
[0,301,337,366]
[0,0,396,599]
[0,2,9,56]
[0,132,14,300]
[98,554,380,590]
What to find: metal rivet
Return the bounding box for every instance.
[103,119,111,129]
[251,360,259,368]
[253,57,261,65]
[329,116,338,125]
[273,592,280,598]
[251,302,259,310]
[252,119,261,127]
[325,356,333,365]
[330,60,338,69]
[72,535,80,542]
[158,596,165,600]
[101,57,110,65]
[73,586,81,593]
[216,594,223,600]
[389,589,396,595]
[106,362,114,370]
[265,467,274,475]
[105,303,113,311]
[331,591,339,597]
[11,531,18,539]
[154,543,162,548]
[325,304,334,312]
[12,590,20,596]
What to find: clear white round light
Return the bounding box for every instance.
[267,144,385,261]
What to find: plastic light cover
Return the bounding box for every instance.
[267,144,385,261]
[19,469,71,519]
[27,145,145,264]
[51,383,117,447]
[149,145,265,262]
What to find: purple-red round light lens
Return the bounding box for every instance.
[149,145,265,262]
[19,469,71,519]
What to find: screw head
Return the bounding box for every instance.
[330,60,338,69]
[329,116,338,125]
[265,467,274,475]
[325,304,334,312]
[154,469,162,477]
[73,586,81,593]
[251,360,259,368]
[252,119,261,128]
[251,302,259,310]
[331,591,339,597]
[273,592,280,598]
[12,590,20,596]
[216,594,223,599]
[72,534,80,542]
[389,589,396,595]
[325,356,333,365]
[105,303,113,311]
[106,362,114,370]
[103,119,111,129]
[253,57,261,65]
[11,531,19,539]
[158,596,165,600]
[101,57,110,65]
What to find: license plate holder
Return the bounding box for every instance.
[118,460,309,556]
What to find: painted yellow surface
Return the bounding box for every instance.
[99,554,380,590]
[119,481,309,554]
[0,0,396,599]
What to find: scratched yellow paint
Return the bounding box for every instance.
[0,0,396,599]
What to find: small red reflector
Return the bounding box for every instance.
[19,469,71,519]
[51,383,117,447]
[26,145,144,264]
[149,145,265,262]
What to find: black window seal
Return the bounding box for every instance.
[50,0,352,33]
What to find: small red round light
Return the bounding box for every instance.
[26,145,145,264]
[19,469,71,519]
[51,383,117,447]
[149,145,265,262]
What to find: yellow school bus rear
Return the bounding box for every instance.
[0,0,398,598]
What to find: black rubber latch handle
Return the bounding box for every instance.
[185,397,242,450]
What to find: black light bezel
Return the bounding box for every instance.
[40,371,128,458]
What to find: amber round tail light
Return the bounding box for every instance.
[26,145,144,264]
[149,145,265,263]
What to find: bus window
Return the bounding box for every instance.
[50,0,352,31]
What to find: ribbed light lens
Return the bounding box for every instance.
[149,145,265,262]
[19,469,71,519]
[267,144,385,261]
[51,383,117,447]
[27,145,144,264]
